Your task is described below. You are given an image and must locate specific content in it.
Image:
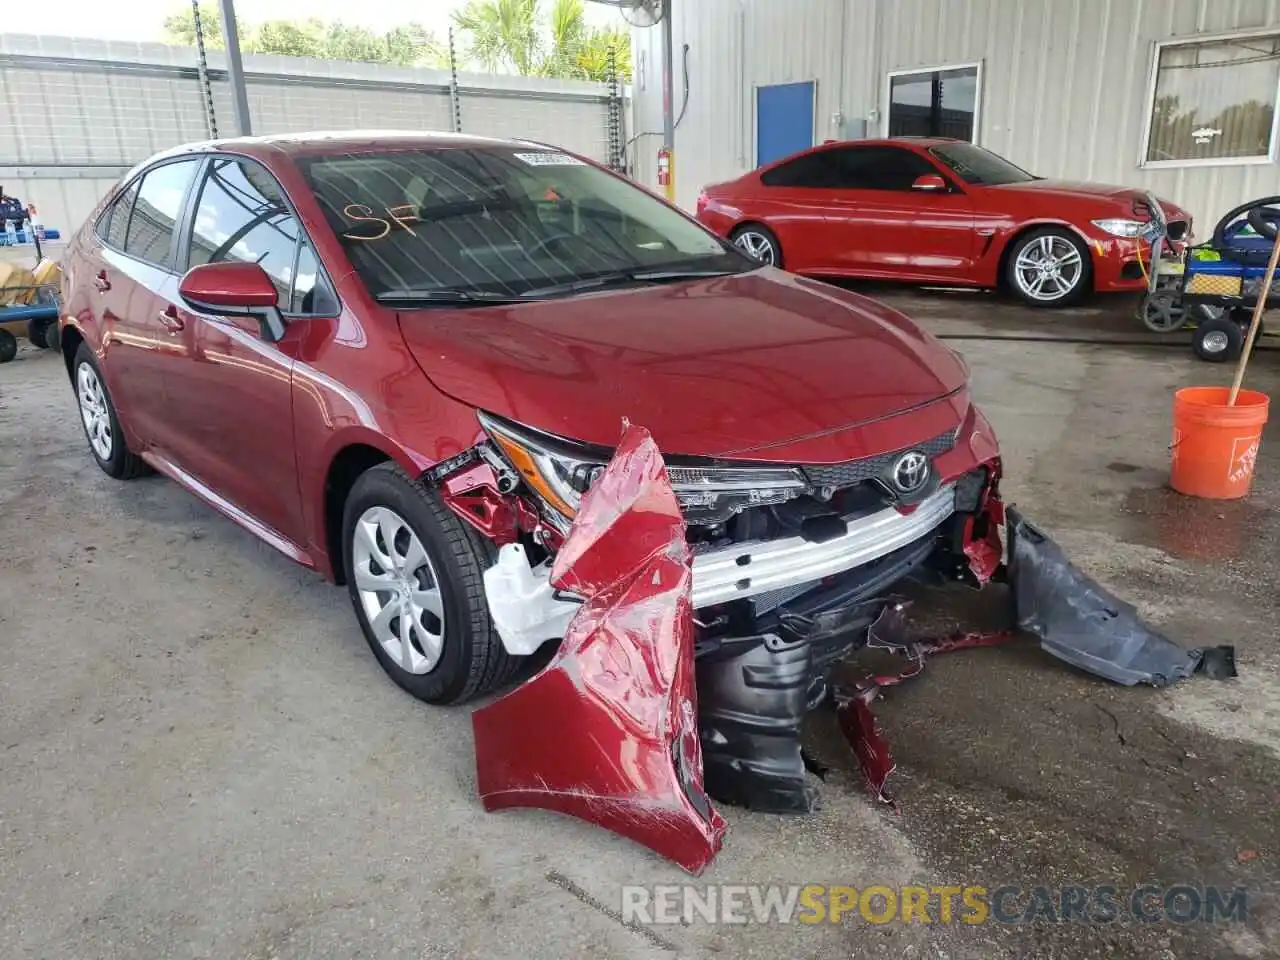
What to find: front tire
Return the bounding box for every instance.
[341,463,521,705]
[731,224,783,268]
[1006,228,1091,307]
[73,344,149,479]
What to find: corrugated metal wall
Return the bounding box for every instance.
[633,0,1280,226]
[0,33,618,235]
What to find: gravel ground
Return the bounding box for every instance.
[1,289,1278,959]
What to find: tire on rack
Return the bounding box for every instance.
[341,462,523,705]
[72,343,149,478]
[730,223,783,268]
[1005,227,1092,308]
[1192,315,1244,363]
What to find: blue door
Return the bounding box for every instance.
[756,81,815,167]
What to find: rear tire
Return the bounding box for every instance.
[27,318,55,350]
[341,463,521,705]
[72,344,149,478]
[0,329,16,363]
[731,223,783,268]
[1192,316,1244,363]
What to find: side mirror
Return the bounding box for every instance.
[911,174,948,193]
[179,261,286,342]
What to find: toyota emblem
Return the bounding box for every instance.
[891,451,930,494]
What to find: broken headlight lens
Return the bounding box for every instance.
[477,412,809,524]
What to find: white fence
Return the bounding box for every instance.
[0,33,624,236]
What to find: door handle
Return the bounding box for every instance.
[158,306,185,333]
[93,270,110,293]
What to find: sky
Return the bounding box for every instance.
[5,0,621,43]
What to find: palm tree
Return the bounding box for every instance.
[452,0,540,75]
[452,0,630,81]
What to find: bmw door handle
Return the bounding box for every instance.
[158,306,185,333]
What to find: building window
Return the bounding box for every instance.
[1145,34,1280,165]
[888,65,979,142]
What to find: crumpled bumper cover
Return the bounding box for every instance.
[1007,506,1237,686]
[471,422,727,875]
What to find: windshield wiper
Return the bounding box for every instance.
[374,289,531,305]
[518,267,741,298]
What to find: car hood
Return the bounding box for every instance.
[396,269,969,459]
[986,179,1145,203]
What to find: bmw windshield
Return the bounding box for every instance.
[301,146,751,302]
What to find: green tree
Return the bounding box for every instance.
[453,0,541,75]
[453,0,631,80]
[163,2,224,49]
[159,5,448,68]
[254,18,325,58]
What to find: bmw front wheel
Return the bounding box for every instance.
[1006,228,1090,307]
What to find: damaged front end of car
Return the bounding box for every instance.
[432,402,1004,867]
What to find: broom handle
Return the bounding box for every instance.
[1229,232,1280,405]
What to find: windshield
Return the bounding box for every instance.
[927,143,1037,186]
[300,146,749,300]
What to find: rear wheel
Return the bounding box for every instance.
[731,224,782,267]
[341,463,521,705]
[1006,228,1091,307]
[27,318,56,350]
[0,329,15,363]
[72,344,149,478]
[1192,315,1244,363]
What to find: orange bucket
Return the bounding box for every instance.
[1170,387,1270,499]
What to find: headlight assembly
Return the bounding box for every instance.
[477,412,809,525]
[1090,218,1146,238]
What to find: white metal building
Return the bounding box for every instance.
[630,0,1280,228]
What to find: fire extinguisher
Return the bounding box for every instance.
[657,146,675,202]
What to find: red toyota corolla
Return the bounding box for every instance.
[696,138,1191,307]
[60,133,1001,782]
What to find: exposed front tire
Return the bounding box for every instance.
[72,344,149,479]
[731,223,783,268]
[341,463,521,705]
[1192,315,1243,363]
[1006,228,1091,307]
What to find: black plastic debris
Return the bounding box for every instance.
[1006,507,1237,687]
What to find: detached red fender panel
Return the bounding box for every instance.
[472,423,727,874]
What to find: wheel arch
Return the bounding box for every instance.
[60,323,85,382]
[315,430,431,584]
[994,220,1097,292]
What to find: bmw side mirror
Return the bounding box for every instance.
[179,261,287,343]
[911,174,948,193]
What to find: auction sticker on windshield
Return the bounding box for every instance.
[513,152,586,166]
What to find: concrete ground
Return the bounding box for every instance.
[1,288,1278,959]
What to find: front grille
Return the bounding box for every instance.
[801,429,958,489]
[1166,220,1188,242]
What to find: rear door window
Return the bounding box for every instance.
[122,159,200,267]
[186,156,338,316]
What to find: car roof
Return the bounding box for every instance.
[143,130,549,165]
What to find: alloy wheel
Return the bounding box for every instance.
[1013,235,1084,302]
[734,230,777,265]
[77,363,114,460]
[351,506,446,675]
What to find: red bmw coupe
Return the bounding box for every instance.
[696,138,1191,307]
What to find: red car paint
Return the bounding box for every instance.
[473,424,727,874]
[696,138,1191,295]
[61,133,999,582]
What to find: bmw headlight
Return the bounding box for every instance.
[478,412,809,526]
[1091,218,1146,238]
